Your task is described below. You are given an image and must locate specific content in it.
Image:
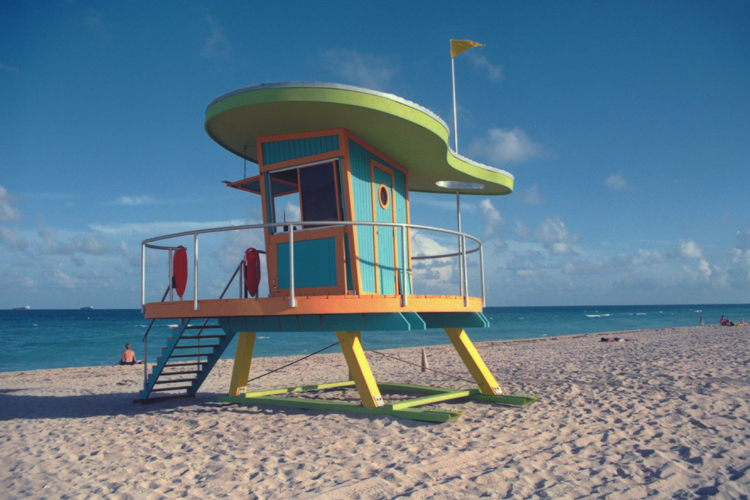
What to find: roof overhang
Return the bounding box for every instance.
[205,82,513,195]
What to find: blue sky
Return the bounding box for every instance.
[1,1,749,308]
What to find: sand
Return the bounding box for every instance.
[2,324,750,499]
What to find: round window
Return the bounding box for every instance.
[378,184,389,209]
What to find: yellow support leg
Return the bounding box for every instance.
[444,328,503,396]
[228,332,257,397]
[335,331,384,408]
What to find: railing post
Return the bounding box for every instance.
[462,234,469,307]
[479,243,486,308]
[457,190,464,297]
[240,260,244,298]
[143,337,148,390]
[193,233,199,311]
[289,223,297,308]
[169,249,174,302]
[400,224,408,307]
[141,243,146,313]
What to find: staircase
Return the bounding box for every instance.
[138,319,236,403]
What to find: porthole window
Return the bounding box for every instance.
[378,184,390,209]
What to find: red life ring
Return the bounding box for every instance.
[244,248,262,297]
[173,246,188,298]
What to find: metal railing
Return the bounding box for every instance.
[141,220,485,311]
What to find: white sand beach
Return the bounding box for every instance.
[2,324,750,499]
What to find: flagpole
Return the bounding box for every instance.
[450,39,483,300]
[451,42,463,295]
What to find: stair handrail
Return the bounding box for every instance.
[142,285,171,390]
[141,260,244,393]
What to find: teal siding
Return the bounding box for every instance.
[262,135,340,165]
[348,139,411,295]
[349,140,377,293]
[374,167,396,294]
[277,238,337,289]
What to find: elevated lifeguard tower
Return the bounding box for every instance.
[138,83,535,422]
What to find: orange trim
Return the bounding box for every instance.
[340,135,361,295]
[258,155,272,296]
[224,176,262,195]
[370,162,380,294]
[377,184,390,210]
[267,226,348,296]
[144,294,484,319]
[259,128,347,146]
[260,152,343,173]
[268,226,344,244]
[371,161,397,295]
[258,128,346,173]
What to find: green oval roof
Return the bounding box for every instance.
[205,83,513,195]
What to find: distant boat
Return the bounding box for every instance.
[80,306,94,310]
[13,306,30,310]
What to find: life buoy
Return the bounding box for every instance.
[173,246,188,298]
[244,248,261,297]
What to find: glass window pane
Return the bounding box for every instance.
[299,162,339,226]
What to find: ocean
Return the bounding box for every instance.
[1,304,749,374]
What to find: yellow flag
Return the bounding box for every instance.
[451,39,484,59]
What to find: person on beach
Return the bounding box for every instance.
[740,318,746,326]
[720,316,735,326]
[119,343,139,365]
[699,317,705,326]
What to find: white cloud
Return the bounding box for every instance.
[410,230,453,263]
[52,269,77,289]
[535,217,580,254]
[0,226,27,250]
[317,49,399,90]
[728,221,750,288]
[477,199,503,237]
[605,172,629,190]
[678,240,703,259]
[632,249,665,265]
[516,184,545,205]
[466,127,544,164]
[201,16,231,59]
[89,220,246,237]
[0,63,19,73]
[38,225,114,256]
[0,186,21,221]
[466,51,504,82]
[514,219,531,238]
[282,202,300,222]
[116,195,155,206]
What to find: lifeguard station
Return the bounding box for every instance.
[138,82,535,422]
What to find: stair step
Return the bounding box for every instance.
[154,378,197,385]
[155,369,202,376]
[164,361,208,367]
[172,345,217,350]
[184,325,221,329]
[167,353,211,359]
[149,385,193,393]
[181,335,224,340]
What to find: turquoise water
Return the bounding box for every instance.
[2,304,749,373]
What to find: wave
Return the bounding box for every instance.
[586,314,611,318]
[636,313,647,316]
